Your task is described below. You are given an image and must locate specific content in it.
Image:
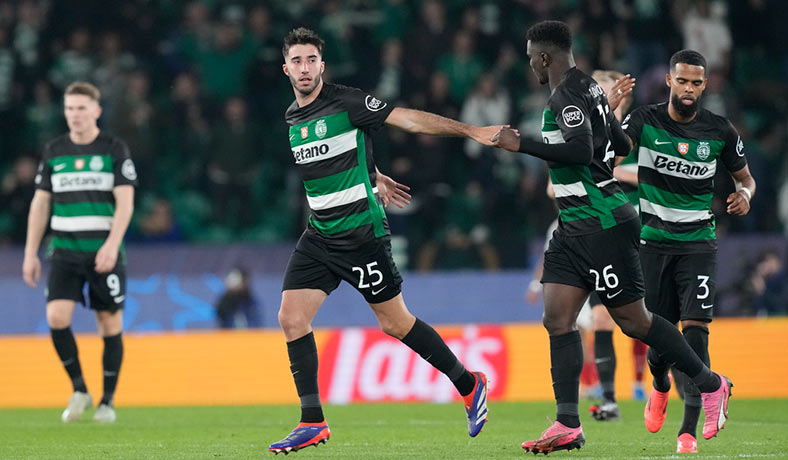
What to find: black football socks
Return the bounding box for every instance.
[594,330,616,402]
[100,333,123,406]
[550,331,583,428]
[679,326,710,437]
[50,327,87,393]
[647,346,672,392]
[401,318,476,396]
[287,332,324,423]
[643,315,720,394]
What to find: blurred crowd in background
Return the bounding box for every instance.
[1,0,787,274]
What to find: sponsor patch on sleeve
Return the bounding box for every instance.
[365,95,387,112]
[561,105,584,128]
[121,159,137,181]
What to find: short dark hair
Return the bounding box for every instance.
[526,20,572,51]
[282,27,325,59]
[669,50,707,73]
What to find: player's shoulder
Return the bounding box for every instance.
[633,102,665,118]
[697,108,733,131]
[551,68,594,106]
[42,133,71,157]
[98,132,131,156]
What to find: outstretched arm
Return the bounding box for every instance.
[491,127,594,165]
[384,107,501,147]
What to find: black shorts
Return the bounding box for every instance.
[282,233,403,303]
[542,218,645,308]
[47,258,126,312]
[640,250,716,324]
[589,291,603,307]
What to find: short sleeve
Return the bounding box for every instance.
[622,107,646,150]
[720,121,747,173]
[34,144,52,192]
[342,88,395,130]
[112,139,138,187]
[552,89,592,142]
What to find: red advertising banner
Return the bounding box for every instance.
[318,325,507,404]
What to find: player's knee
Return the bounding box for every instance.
[378,318,408,339]
[277,307,305,333]
[46,313,70,329]
[542,313,572,335]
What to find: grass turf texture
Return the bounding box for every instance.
[0,400,785,459]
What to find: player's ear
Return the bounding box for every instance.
[665,72,672,88]
[282,63,289,76]
[540,52,550,68]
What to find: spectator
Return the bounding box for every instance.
[0,156,37,243]
[214,266,261,329]
[206,97,260,231]
[131,197,184,243]
[48,27,95,90]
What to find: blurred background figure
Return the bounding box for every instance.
[214,266,261,329]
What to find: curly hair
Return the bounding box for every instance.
[525,20,572,52]
[669,50,707,74]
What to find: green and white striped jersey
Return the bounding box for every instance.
[35,132,137,261]
[285,83,394,245]
[542,67,638,236]
[623,103,748,252]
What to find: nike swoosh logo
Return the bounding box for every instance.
[654,140,672,145]
[606,289,624,299]
[289,133,296,141]
[371,285,388,296]
[54,163,67,171]
[701,303,713,309]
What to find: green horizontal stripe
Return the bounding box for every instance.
[639,183,712,211]
[549,165,592,185]
[53,202,115,217]
[640,124,724,163]
[309,211,373,235]
[49,155,113,174]
[303,166,365,197]
[641,224,716,243]
[290,111,354,147]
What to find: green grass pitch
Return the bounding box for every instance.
[0,399,785,459]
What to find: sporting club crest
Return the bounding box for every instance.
[89,155,104,171]
[678,143,689,155]
[696,141,710,160]
[315,119,327,139]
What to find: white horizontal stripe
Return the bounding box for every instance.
[51,215,113,232]
[640,199,712,223]
[293,129,358,165]
[596,178,618,188]
[617,162,638,173]
[553,181,587,198]
[541,130,565,144]
[51,172,115,193]
[638,147,716,180]
[307,183,367,211]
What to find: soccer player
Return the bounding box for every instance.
[586,69,648,420]
[619,50,755,454]
[491,21,732,454]
[269,27,501,454]
[22,81,136,423]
